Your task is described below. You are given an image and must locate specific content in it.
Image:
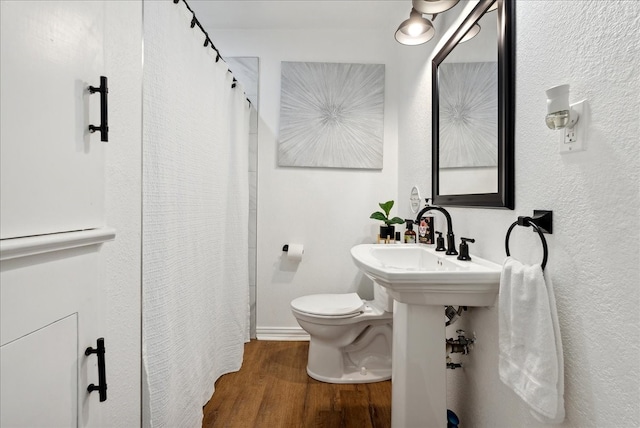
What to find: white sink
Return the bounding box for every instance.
[350,243,503,427]
[351,243,502,306]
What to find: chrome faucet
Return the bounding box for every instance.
[415,200,458,255]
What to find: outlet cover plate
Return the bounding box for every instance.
[560,100,587,154]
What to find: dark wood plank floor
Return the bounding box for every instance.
[203,340,391,428]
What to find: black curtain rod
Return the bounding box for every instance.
[173,0,252,107]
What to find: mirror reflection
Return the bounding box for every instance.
[438,8,498,195]
[432,0,515,209]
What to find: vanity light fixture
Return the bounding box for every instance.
[460,1,498,44]
[459,23,480,43]
[397,0,488,46]
[395,8,435,45]
[412,0,460,14]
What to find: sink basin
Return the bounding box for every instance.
[350,244,502,306]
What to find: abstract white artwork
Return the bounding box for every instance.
[438,62,497,168]
[278,61,385,169]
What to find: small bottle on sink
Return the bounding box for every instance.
[404,220,417,243]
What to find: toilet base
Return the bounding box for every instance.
[306,322,392,384]
[307,365,391,384]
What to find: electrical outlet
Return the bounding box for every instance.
[561,126,582,152]
[559,99,587,153]
[564,128,577,144]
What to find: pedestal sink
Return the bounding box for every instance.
[351,244,502,428]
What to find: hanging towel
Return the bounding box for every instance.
[499,257,565,424]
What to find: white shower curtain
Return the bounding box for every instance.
[142,1,250,427]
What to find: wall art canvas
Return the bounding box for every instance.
[278,61,385,169]
[438,61,497,168]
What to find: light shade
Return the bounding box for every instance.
[459,23,481,43]
[412,0,460,14]
[395,9,435,45]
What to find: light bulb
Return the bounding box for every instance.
[407,22,425,36]
[394,9,434,45]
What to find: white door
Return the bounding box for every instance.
[1,314,79,427]
[0,1,110,426]
[0,230,115,427]
[0,0,106,239]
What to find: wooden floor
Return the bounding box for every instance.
[203,340,391,428]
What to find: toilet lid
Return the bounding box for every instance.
[291,293,364,317]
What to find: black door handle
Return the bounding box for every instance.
[85,337,107,402]
[88,76,109,142]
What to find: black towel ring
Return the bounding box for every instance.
[505,216,549,270]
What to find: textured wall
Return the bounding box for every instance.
[398,1,640,426]
[103,1,142,425]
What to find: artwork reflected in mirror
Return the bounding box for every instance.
[432,0,514,209]
[439,60,497,194]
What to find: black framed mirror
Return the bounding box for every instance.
[432,0,515,209]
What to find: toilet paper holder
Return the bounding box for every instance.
[282,244,304,259]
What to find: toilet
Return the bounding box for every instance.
[290,283,393,383]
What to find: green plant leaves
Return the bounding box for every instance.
[370,211,387,222]
[379,200,394,216]
[370,200,404,225]
[388,216,405,225]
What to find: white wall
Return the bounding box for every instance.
[207,26,403,337]
[398,1,640,426]
[104,1,142,425]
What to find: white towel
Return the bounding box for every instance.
[499,257,565,424]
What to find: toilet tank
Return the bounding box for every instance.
[373,282,394,312]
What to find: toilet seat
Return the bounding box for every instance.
[291,293,364,318]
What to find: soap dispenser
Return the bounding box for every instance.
[404,220,417,243]
[435,231,446,252]
[457,237,475,261]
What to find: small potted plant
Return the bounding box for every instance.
[370,200,404,241]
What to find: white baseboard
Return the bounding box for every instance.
[256,326,309,341]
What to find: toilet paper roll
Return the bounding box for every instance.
[286,243,304,262]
